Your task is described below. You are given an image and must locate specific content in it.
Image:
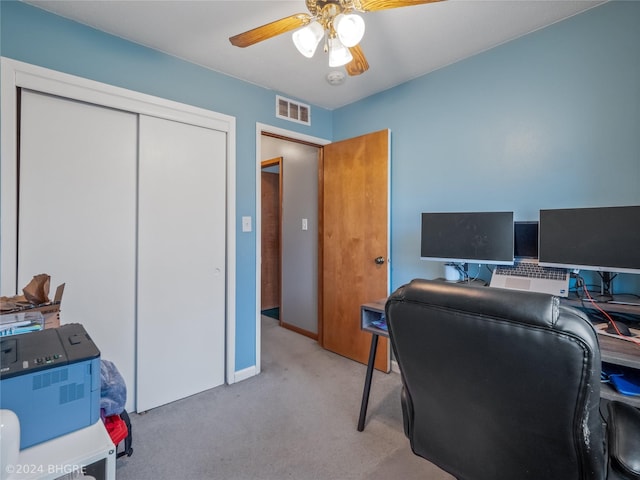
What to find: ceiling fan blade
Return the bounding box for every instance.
[345,45,369,76]
[359,0,445,12]
[229,13,312,48]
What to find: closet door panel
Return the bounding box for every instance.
[137,115,226,411]
[19,90,137,411]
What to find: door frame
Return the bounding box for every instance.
[1,57,238,383]
[255,123,329,373]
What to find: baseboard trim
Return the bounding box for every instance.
[280,321,318,341]
[233,365,257,383]
[391,359,400,374]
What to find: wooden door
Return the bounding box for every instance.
[261,158,282,311]
[321,129,390,371]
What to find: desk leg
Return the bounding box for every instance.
[357,333,379,432]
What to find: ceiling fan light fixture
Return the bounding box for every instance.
[328,37,353,67]
[334,13,365,48]
[292,21,324,58]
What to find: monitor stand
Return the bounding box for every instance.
[582,272,640,306]
[591,271,615,303]
[456,263,487,286]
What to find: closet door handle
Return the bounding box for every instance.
[374,256,385,265]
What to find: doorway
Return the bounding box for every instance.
[255,125,390,374]
[255,125,330,374]
[260,133,321,339]
[261,157,282,320]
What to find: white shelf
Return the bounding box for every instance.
[8,421,115,480]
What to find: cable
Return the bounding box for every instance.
[468,263,481,282]
[572,274,603,300]
[578,276,640,347]
[454,263,467,282]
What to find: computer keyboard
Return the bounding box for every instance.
[495,263,567,281]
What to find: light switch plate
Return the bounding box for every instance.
[242,216,252,232]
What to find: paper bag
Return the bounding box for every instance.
[22,274,51,305]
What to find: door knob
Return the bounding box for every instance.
[374,256,385,265]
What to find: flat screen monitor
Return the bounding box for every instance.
[421,211,514,265]
[514,221,539,259]
[539,205,640,275]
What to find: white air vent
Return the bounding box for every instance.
[276,95,311,126]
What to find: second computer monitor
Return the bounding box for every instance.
[421,211,514,266]
[539,205,640,275]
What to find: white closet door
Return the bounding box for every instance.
[137,115,226,411]
[19,90,137,411]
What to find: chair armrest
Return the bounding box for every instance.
[608,401,640,479]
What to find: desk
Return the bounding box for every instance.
[357,295,640,431]
[564,295,640,408]
[357,299,388,432]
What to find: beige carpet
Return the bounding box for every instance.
[115,316,455,480]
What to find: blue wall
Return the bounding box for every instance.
[2,1,640,369]
[333,0,640,296]
[0,1,332,372]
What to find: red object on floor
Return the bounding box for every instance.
[104,414,128,445]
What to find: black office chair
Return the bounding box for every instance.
[385,279,640,480]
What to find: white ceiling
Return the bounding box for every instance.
[24,0,607,110]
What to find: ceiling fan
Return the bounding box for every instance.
[229,0,445,76]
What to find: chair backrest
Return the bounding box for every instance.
[386,279,606,480]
